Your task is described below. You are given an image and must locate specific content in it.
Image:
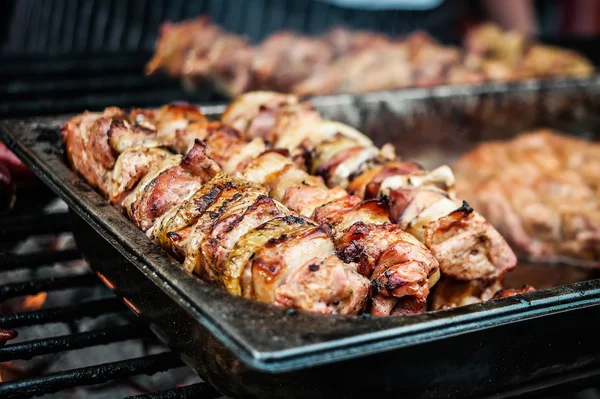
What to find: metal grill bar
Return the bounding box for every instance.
[0,54,149,81]
[126,382,222,399]
[0,274,101,302]
[0,248,82,271]
[0,88,218,118]
[0,324,149,362]
[0,212,72,240]
[0,352,184,399]
[0,297,123,329]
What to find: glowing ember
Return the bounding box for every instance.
[21,292,47,311]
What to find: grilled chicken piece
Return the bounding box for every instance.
[455,130,600,265]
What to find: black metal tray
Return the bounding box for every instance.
[2,77,600,398]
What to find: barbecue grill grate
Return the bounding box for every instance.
[0,206,221,399]
[0,53,225,119]
[1,0,463,55]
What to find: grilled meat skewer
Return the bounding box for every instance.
[80,106,440,316]
[147,17,593,97]
[196,124,440,315]
[220,92,517,282]
[63,108,370,315]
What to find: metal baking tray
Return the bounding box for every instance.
[1,77,600,398]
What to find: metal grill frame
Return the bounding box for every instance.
[2,76,600,398]
[0,210,220,398]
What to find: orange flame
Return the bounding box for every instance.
[21,292,48,311]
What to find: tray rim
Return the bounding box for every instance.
[2,87,600,373]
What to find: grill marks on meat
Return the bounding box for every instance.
[147,18,593,97]
[455,130,600,266]
[199,101,442,314]
[65,107,371,315]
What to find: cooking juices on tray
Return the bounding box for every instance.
[62,91,543,316]
[146,18,594,97]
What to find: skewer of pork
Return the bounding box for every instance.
[197,124,440,315]
[78,105,440,316]
[63,107,369,315]
[220,92,518,283]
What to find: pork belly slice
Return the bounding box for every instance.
[149,174,262,259]
[244,218,368,314]
[268,164,326,205]
[275,120,372,153]
[181,178,268,273]
[283,185,348,218]
[203,124,248,167]
[423,203,517,281]
[336,222,439,316]
[221,138,267,175]
[108,147,172,208]
[224,216,313,297]
[197,192,283,281]
[221,91,298,134]
[347,161,427,199]
[274,254,369,315]
[123,141,220,231]
[200,195,290,290]
[239,150,294,187]
[313,197,390,242]
[108,104,209,155]
[62,108,124,195]
[310,134,379,189]
[382,173,515,281]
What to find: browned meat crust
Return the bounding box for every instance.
[222,92,518,284]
